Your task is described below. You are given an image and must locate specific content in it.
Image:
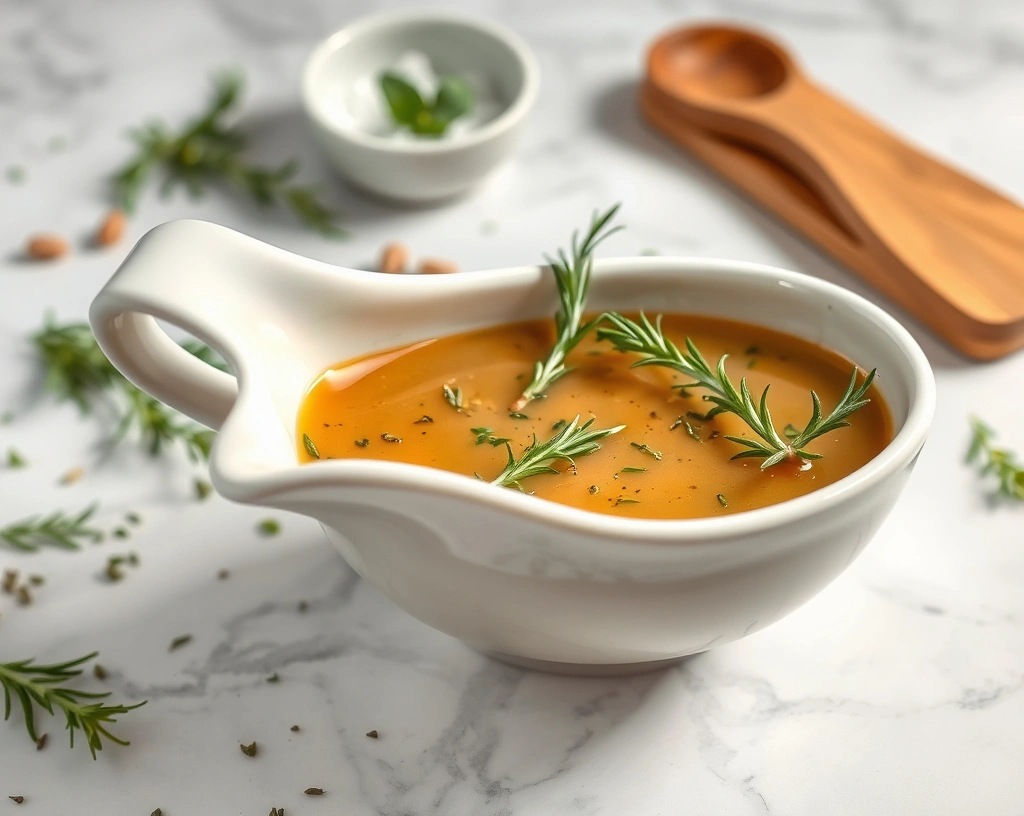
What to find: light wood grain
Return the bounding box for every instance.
[643,24,1024,360]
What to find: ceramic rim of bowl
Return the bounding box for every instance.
[301,9,541,154]
[211,257,936,546]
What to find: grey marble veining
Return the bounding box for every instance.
[1,0,1023,813]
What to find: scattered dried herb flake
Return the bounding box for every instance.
[240,740,258,757]
[305,788,325,796]
[258,519,280,536]
[169,634,193,652]
[6,448,26,468]
[630,442,662,460]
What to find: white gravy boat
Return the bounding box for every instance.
[90,220,934,674]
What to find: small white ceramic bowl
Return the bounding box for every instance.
[90,222,935,675]
[301,11,539,202]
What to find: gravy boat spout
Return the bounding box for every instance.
[90,219,934,674]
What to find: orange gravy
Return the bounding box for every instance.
[296,314,892,519]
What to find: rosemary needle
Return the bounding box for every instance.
[491,415,624,491]
[598,312,875,469]
[511,205,623,411]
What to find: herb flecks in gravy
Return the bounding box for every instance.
[296,314,892,519]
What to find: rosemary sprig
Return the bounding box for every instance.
[511,205,623,411]
[0,652,146,759]
[597,312,875,469]
[111,71,343,236]
[491,415,624,491]
[31,317,223,462]
[0,505,102,552]
[967,417,1024,499]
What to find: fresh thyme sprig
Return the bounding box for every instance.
[967,417,1024,499]
[0,652,145,759]
[511,205,623,411]
[111,71,343,236]
[31,317,224,462]
[597,312,875,469]
[0,505,102,552]
[491,415,624,491]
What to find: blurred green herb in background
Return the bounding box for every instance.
[379,72,474,136]
[111,71,344,236]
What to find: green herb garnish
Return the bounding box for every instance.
[0,505,102,552]
[168,635,192,651]
[443,384,464,412]
[509,412,529,420]
[470,428,511,447]
[414,415,434,424]
[303,433,320,459]
[967,417,1024,499]
[379,72,474,136]
[599,312,875,469]
[615,497,640,505]
[381,433,401,443]
[491,415,624,491]
[0,652,145,759]
[511,205,622,411]
[112,71,342,235]
[621,466,647,473]
[717,493,728,507]
[629,442,662,461]
[355,438,369,448]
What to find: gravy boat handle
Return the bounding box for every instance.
[89,220,263,430]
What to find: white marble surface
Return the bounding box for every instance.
[2,0,1023,812]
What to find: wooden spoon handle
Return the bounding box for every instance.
[755,84,1024,324]
[646,30,1024,359]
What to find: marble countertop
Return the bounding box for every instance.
[2,0,1023,813]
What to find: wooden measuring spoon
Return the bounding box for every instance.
[644,24,1024,360]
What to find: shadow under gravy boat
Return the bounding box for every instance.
[89,220,934,674]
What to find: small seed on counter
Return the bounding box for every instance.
[26,233,69,260]
[378,242,409,274]
[59,466,85,485]
[95,209,126,246]
[418,258,458,275]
